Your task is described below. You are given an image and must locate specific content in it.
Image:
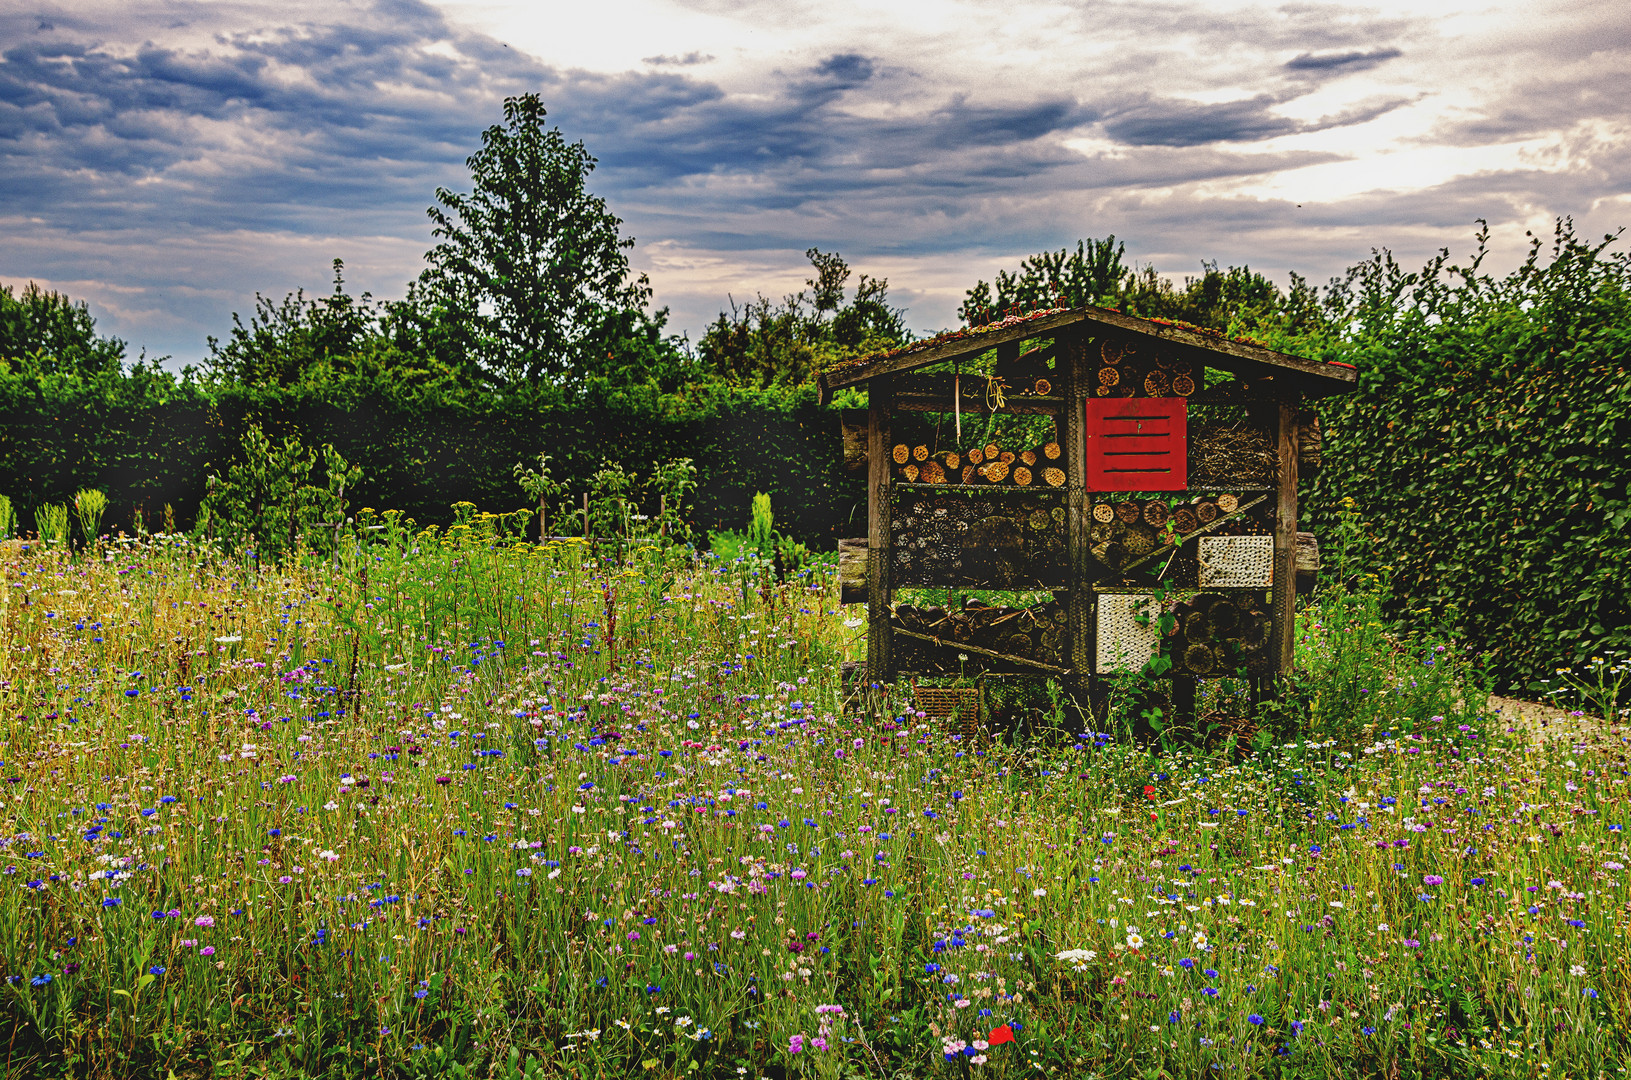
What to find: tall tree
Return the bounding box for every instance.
[698,248,908,387]
[418,94,654,385]
[0,282,126,376]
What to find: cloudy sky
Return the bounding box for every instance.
[2,0,1627,365]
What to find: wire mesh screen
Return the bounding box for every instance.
[913,686,982,735]
[891,489,1067,587]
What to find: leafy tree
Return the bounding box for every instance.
[203,261,478,391]
[959,238,1129,324]
[199,423,361,559]
[960,237,1335,343]
[418,94,663,385]
[0,282,126,376]
[698,248,908,387]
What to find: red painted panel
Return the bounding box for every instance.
[1086,397,1187,491]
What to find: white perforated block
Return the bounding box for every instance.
[1198,535,1274,588]
[1096,593,1160,674]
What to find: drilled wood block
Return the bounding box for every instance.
[1096,593,1160,674]
[1197,535,1274,588]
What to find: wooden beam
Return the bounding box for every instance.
[1063,328,1092,675]
[823,310,1086,391]
[1269,394,1302,681]
[866,376,894,681]
[895,394,1064,416]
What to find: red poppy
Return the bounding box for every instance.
[988,1024,1015,1045]
[1143,785,1156,800]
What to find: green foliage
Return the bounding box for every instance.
[418,94,665,386]
[0,281,127,377]
[744,491,775,557]
[959,237,1129,322]
[698,248,909,387]
[33,502,67,545]
[0,494,13,539]
[512,452,567,540]
[199,423,362,560]
[72,487,108,545]
[1307,220,1631,689]
[960,238,1336,347]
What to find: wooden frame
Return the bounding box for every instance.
[837,307,1351,702]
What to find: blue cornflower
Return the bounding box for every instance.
[1248,1014,1264,1026]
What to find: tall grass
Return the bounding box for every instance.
[0,520,1623,1079]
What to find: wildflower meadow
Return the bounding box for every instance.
[0,515,1626,1079]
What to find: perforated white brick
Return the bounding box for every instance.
[1096,593,1160,674]
[1198,535,1274,588]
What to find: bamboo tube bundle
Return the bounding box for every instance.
[1042,441,1062,461]
[1172,373,1197,397]
[1143,370,1171,396]
[941,450,961,471]
[1173,506,1199,535]
[1195,500,1219,524]
[903,463,920,483]
[966,446,985,467]
[981,459,1010,484]
[1012,466,1033,486]
[1114,501,1142,525]
[920,460,946,485]
[1093,503,1116,524]
[913,444,930,462]
[984,443,1000,462]
[1033,377,1052,395]
[1142,501,1169,528]
[961,465,979,485]
[893,443,911,465]
[1042,467,1066,488]
[1020,448,1038,467]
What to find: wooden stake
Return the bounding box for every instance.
[1270,395,1301,684]
[867,375,895,682]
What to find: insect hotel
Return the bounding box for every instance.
[818,306,1357,712]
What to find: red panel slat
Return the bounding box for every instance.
[1086,398,1187,491]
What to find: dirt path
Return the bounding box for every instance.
[1489,694,1622,748]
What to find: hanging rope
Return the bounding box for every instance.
[984,374,1008,412]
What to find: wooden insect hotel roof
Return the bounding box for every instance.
[830,303,1357,705]
[819,305,1356,400]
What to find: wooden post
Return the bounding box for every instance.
[582,492,590,538]
[660,494,667,538]
[1064,329,1092,677]
[866,376,894,683]
[1269,393,1302,684]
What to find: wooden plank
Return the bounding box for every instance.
[1063,328,1092,675]
[895,394,1064,417]
[839,538,868,604]
[823,310,1087,391]
[1269,395,1301,681]
[866,376,894,681]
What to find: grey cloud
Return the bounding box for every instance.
[0,0,1625,363]
[1286,48,1401,72]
